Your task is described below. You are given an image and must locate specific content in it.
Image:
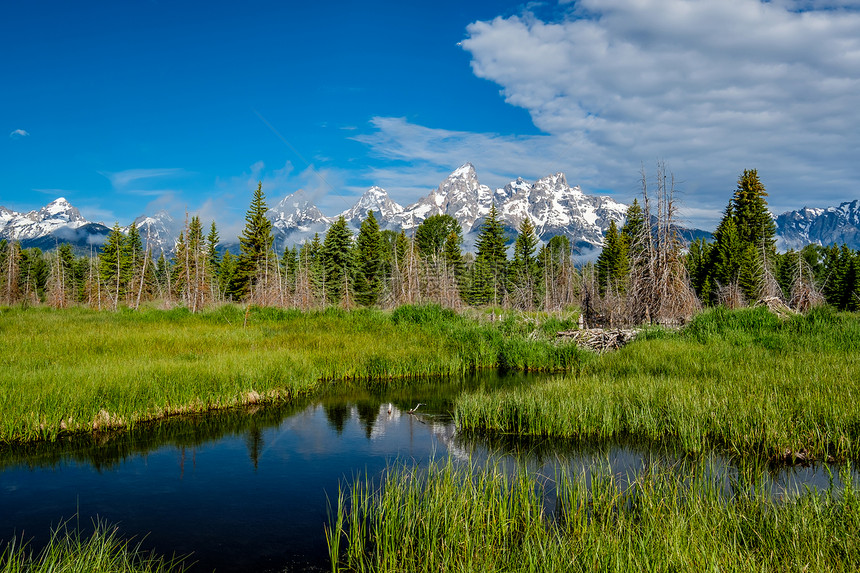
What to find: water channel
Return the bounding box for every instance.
[0,372,855,572]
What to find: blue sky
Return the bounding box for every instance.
[3,0,859,238]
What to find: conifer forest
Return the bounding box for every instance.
[2,169,857,319]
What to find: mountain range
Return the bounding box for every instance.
[2,164,858,256]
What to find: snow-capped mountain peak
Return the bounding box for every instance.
[776,200,860,250]
[393,163,495,232]
[338,186,404,226]
[38,197,85,223]
[0,197,88,240]
[266,189,332,243]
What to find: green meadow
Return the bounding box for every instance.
[455,306,860,463]
[0,304,583,444]
[3,303,860,572]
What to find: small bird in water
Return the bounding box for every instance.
[387,403,392,415]
[407,403,426,414]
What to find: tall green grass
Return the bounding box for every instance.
[330,457,860,572]
[455,306,860,461]
[1,521,183,573]
[0,305,586,444]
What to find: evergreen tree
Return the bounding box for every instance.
[232,182,274,300]
[472,205,508,305]
[207,222,221,280]
[321,216,353,304]
[442,230,464,291]
[19,248,48,303]
[99,223,127,309]
[685,238,713,303]
[620,199,646,257]
[705,170,777,304]
[509,218,541,308]
[282,245,299,289]
[219,251,237,300]
[709,210,744,303]
[354,211,384,306]
[125,222,147,306]
[596,220,628,296]
[733,169,776,249]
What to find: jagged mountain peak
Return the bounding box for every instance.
[339,186,404,226]
[36,196,86,224]
[775,200,860,250]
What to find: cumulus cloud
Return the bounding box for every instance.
[452,0,860,227]
[9,129,29,139]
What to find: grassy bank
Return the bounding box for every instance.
[0,304,584,444]
[329,457,860,573]
[455,306,860,461]
[1,521,182,573]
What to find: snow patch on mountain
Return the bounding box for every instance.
[776,200,860,251]
[0,197,88,241]
[338,186,404,229]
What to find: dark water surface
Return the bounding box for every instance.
[1,372,855,572]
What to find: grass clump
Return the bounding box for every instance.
[329,457,860,573]
[1,521,182,573]
[0,304,587,444]
[455,306,860,461]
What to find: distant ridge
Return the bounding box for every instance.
[11,165,853,256]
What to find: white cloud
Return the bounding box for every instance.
[9,129,29,139]
[100,168,189,190]
[451,0,860,228]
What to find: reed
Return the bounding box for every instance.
[0,304,586,444]
[330,457,860,573]
[455,306,860,461]
[0,520,183,573]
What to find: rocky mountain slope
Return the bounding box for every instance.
[775,200,860,251]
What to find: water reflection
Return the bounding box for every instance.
[0,372,857,573]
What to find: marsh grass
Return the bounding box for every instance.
[0,520,183,573]
[0,304,586,443]
[455,306,860,461]
[330,457,860,573]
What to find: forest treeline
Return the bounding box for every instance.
[1,169,858,322]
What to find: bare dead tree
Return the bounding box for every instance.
[627,163,701,326]
[789,250,825,312]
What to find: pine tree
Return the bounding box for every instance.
[620,199,646,257]
[442,230,464,298]
[704,169,777,305]
[232,182,275,300]
[207,222,221,280]
[733,169,776,249]
[596,220,628,296]
[685,238,713,303]
[354,211,384,306]
[321,216,353,304]
[509,218,540,309]
[219,251,237,301]
[99,223,127,309]
[473,205,508,306]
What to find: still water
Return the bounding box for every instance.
[0,373,854,572]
